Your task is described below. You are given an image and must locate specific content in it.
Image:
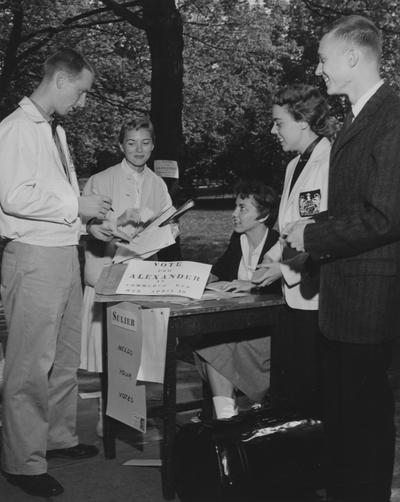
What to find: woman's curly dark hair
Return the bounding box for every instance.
[273,84,339,141]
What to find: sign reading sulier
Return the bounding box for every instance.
[106,303,146,433]
[115,260,212,300]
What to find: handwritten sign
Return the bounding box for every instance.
[154,159,179,179]
[106,303,147,432]
[116,260,212,300]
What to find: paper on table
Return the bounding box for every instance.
[201,290,247,300]
[113,225,175,263]
[204,281,251,299]
[205,281,234,292]
[116,260,212,299]
[94,263,199,304]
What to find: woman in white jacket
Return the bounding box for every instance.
[253,84,338,416]
[81,117,172,435]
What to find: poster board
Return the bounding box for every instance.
[116,260,211,299]
[106,302,147,432]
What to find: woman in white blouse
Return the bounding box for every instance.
[80,118,171,434]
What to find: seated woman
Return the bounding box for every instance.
[195,181,281,420]
[81,117,172,435]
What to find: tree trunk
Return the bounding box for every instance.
[143,0,184,260]
[0,2,24,117]
[143,0,184,201]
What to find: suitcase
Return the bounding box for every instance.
[174,411,326,502]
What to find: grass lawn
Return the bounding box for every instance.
[179,200,234,264]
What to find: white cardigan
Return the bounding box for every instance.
[268,136,331,310]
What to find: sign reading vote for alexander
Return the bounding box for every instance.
[115,260,212,300]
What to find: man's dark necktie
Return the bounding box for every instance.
[340,110,354,136]
[288,136,322,194]
[51,118,71,184]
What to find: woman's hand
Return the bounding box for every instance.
[252,262,282,287]
[112,227,132,243]
[225,280,253,292]
[117,208,141,227]
[170,222,180,239]
[87,219,116,242]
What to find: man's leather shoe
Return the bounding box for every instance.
[47,443,99,459]
[4,472,64,497]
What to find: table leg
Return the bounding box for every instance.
[201,380,213,421]
[101,303,116,459]
[161,329,177,500]
[269,305,286,411]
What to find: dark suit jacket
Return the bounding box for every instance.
[212,229,281,295]
[304,83,400,343]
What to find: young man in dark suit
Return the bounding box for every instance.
[285,15,400,502]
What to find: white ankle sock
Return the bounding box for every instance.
[212,396,238,419]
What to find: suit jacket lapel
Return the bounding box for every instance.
[331,83,391,161]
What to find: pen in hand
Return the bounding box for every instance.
[91,187,114,213]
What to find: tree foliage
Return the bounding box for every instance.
[0,0,152,172]
[1,0,400,192]
[287,0,400,115]
[180,0,296,190]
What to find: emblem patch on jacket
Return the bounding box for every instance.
[299,189,321,217]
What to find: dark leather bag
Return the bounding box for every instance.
[174,411,325,502]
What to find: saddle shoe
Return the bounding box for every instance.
[4,472,64,497]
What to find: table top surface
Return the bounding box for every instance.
[97,292,283,316]
[94,262,283,316]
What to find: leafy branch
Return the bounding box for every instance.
[90,89,148,114]
[21,0,142,43]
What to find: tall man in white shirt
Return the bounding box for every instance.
[285,16,400,502]
[0,47,112,498]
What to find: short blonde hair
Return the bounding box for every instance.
[326,15,382,65]
[118,117,155,144]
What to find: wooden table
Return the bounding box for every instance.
[97,293,284,500]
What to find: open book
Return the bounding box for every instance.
[112,200,195,263]
[145,199,195,230]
